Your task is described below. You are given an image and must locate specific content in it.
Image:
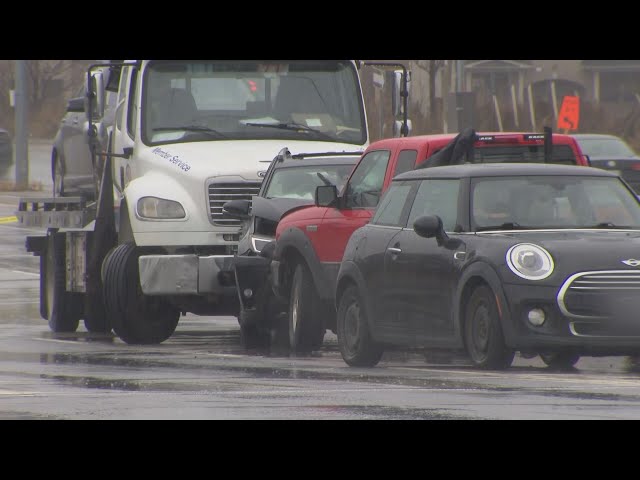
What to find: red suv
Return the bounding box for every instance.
[269,131,589,352]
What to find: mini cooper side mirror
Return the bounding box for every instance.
[413,215,450,246]
[315,185,338,207]
[223,199,251,219]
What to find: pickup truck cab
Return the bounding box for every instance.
[271,131,589,352]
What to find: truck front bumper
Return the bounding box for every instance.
[138,254,236,296]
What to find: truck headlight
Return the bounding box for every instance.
[506,243,554,280]
[251,235,273,253]
[137,197,186,219]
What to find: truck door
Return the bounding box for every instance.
[112,66,138,194]
[316,149,392,264]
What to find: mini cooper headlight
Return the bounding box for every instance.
[137,197,186,219]
[506,243,554,280]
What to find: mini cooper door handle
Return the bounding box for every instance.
[387,247,402,254]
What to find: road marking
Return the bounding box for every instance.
[0,216,17,224]
[10,270,40,277]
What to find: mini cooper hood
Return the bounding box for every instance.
[486,230,640,271]
[143,140,362,180]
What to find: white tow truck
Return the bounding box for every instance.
[16,60,412,344]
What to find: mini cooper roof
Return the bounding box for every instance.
[394,163,618,181]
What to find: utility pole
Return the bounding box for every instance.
[14,60,29,190]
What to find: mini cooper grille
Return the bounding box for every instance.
[559,270,640,324]
[208,182,261,226]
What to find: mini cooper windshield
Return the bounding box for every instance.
[471,175,640,231]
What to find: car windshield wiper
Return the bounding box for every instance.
[244,122,334,140]
[316,172,335,186]
[153,125,227,138]
[476,222,530,232]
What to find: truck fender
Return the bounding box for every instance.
[454,261,515,347]
[274,226,332,301]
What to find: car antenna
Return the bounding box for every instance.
[543,126,552,163]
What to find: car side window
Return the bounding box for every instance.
[407,179,461,231]
[393,150,418,177]
[344,150,391,208]
[371,181,415,227]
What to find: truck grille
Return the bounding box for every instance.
[207,182,261,226]
[558,270,640,336]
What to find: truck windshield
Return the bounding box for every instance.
[141,61,366,146]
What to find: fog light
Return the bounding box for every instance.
[527,308,546,326]
[243,288,253,298]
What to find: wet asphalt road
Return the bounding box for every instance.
[4,155,640,418]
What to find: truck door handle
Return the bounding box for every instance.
[387,247,402,254]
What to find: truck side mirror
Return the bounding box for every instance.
[393,119,412,137]
[85,71,105,121]
[223,199,251,219]
[315,185,338,207]
[67,97,85,113]
[391,70,411,117]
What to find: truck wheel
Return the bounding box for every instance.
[102,242,179,344]
[288,263,325,353]
[83,292,111,334]
[238,309,270,350]
[52,152,65,197]
[43,231,82,332]
[336,285,383,367]
[464,285,514,370]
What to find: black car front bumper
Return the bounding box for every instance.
[502,282,640,354]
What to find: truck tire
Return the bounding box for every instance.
[43,231,82,332]
[83,293,111,334]
[102,242,179,344]
[52,151,65,197]
[288,263,325,353]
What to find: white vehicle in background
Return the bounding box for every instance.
[17,59,412,345]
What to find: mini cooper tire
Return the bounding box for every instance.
[464,285,514,370]
[337,285,383,367]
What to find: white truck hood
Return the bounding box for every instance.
[141,139,364,181]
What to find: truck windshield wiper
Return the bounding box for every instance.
[153,125,227,138]
[244,122,333,140]
[476,222,529,232]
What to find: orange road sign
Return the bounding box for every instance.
[557,96,580,131]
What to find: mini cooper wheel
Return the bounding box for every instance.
[540,352,580,370]
[337,285,383,367]
[464,285,514,370]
